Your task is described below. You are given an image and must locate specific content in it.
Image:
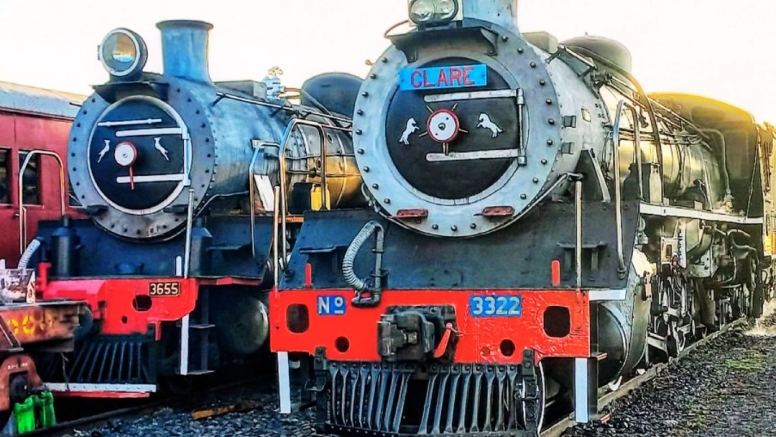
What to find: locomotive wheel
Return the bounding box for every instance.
[676,329,686,353]
[747,257,764,318]
[519,362,547,432]
[666,334,678,358]
[666,322,686,358]
[717,300,729,328]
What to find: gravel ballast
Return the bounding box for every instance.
[71,309,776,437]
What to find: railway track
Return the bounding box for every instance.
[540,318,748,437]
[20,318,747,437]
[20,375,269,437]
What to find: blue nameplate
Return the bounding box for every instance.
[316,295,347,316]
[470,295,523,317]
[399,64,487,91]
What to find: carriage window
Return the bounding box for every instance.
[18,151,40,205]
[0,149,9,204]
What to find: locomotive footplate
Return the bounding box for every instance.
[0,300,86,413]
[314,349,542,437]
[0,301,85,348]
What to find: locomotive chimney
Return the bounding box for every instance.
[156,20,213,83]
[463,0,519,33]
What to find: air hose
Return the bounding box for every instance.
[343,221,384,292]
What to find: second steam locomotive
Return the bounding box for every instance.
[271,1,775,436]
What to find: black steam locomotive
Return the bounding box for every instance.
[270,1,775,435]
[30,20,364,397]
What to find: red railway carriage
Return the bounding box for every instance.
[0,81,86,267]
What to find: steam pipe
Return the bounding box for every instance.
[156,20,213,83]
[699,128,732,203]
[728,229,758,260]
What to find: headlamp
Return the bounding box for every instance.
[98,28,147,78]
[409,0,460,26]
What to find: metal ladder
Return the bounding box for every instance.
[178,288,215,376]
[176,190,215,377]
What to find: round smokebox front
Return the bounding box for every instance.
[87,96,189,215]
[385,58,520,200]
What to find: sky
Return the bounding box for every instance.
[0,0,773,123]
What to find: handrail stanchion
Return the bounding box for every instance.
[18,150,66,255]
[275,119,352,265]
[249,141,280,259]
[611,101,631,277]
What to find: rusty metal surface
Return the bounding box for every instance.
[0,354,43,412]
[0,81,85,119]
[0,301,83,347]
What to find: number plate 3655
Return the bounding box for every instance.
[149,282,181,297]
[470,295,523,317]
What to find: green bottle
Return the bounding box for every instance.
[36,391,56,428]
[13,396,35,433]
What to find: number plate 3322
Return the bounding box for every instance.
[470,295,523,317]
[149,282,181,297]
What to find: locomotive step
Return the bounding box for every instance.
[185,370,214,376]
[206,245,246,252]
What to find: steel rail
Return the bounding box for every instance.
[22,375,269,437]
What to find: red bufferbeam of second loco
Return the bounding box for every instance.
[272,289,591,364]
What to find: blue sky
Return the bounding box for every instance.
[1,0,773,123]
